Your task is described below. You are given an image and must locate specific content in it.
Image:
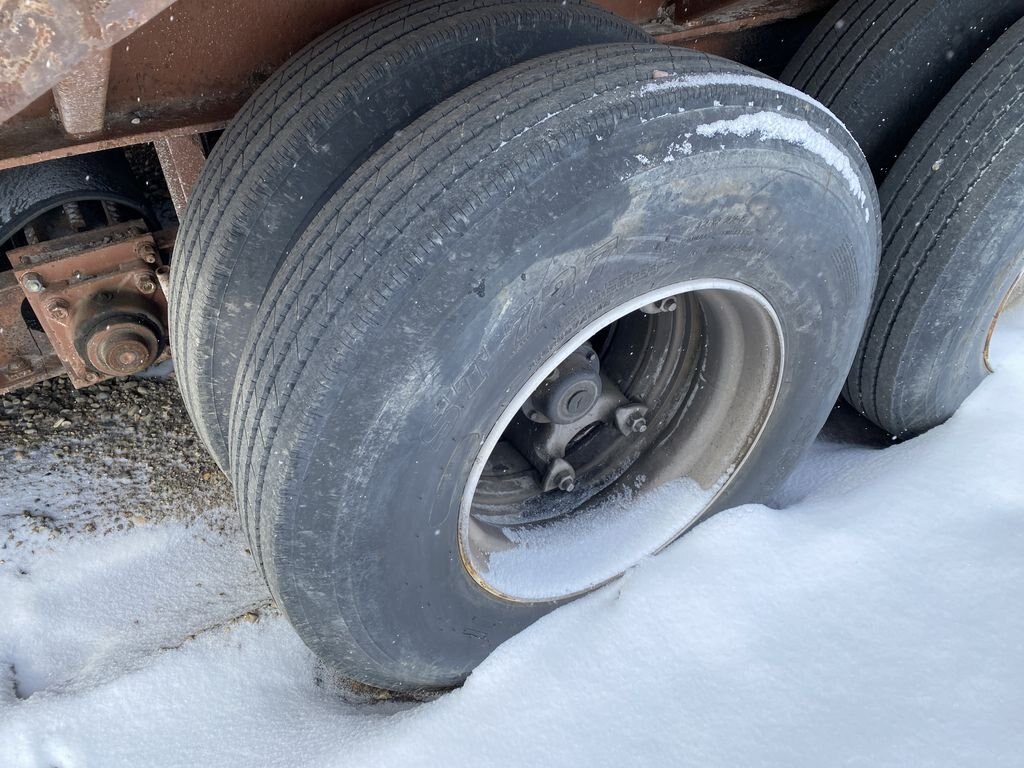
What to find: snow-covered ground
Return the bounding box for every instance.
[2,308,1022,768]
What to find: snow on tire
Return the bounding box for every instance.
[228,45,880,691]
[846,18,1024,437]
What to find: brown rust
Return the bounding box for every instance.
[0,270,64,394]
[1,0,674,171]
[0,0,178,125]
[51,47,113,135]
[651,0,832,44]
[7,220,171,389]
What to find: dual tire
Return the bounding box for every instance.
[786,0,1024,437]
[172,3,880,690]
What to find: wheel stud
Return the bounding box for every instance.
[640,297,677,314]
[22,272,44,293]
[542,458,577,493]
[615,404,649,436]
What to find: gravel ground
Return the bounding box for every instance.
[0,373,235,557]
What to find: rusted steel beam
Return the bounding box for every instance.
[0,0,177,125]
[0,115,227,171]
[154,133,205,220]
[52,48,113,136]
[0,0,826,173]
[674,0,737,22]
[597,0,665,22]
[653,0,831,43]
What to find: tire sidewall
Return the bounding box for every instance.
[273,119,877,688]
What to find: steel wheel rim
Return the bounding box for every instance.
[984,271,1024,372]
[458,279,785,603]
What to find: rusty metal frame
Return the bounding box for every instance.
[0,270,63,392]
[0,0,177,125]
[0,0,835,173]
[154,133,205,219]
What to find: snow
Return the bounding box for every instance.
[637,71,851,131]
[696,111,870,218]
[2,307,1022,767]
[487,479,714,601]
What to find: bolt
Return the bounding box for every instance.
[7,357,30,374]
[615,404,649,437]
[542,458,577,494]
[46,299,71,322]
[135,274,157,294]
[640,297,678,315]
[22,272,44,293]
[136,242,159,264]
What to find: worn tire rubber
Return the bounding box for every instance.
[782,0,1024,181]
[168,0,649,471]
[228,43,879,691]
[0,151,149,259]
[845,18,1024,437]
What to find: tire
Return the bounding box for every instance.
[169,0,649,471]
[845,17,1024,437]
[782,0,1024,181]
[228,43,879,691]
[0,151,149,259]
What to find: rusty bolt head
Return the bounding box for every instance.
[22,272,44,293]
[136,242,159,264]
[135,274,158,294]
[7,357,30,374]
[46,299,71,322]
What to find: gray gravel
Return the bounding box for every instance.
[0,373,236,544]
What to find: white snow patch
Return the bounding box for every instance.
[2,313,1023,766]
[486,479,714,600]
[696,111,870,219]
[637,72,849,130]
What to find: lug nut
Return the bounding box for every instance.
[136,273,158,294]
[22,272,44,293]
[640,297,678,315]
[615,404,650,436]
[542,458,577,493]
[46,299,71,322]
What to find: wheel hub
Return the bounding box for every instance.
[459,280,784,603]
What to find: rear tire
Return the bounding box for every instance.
[229,44,879,691]
[0,151,149,257]
[168,0,649,470]
[783,0,1024,181]
[845,18,1024,436]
